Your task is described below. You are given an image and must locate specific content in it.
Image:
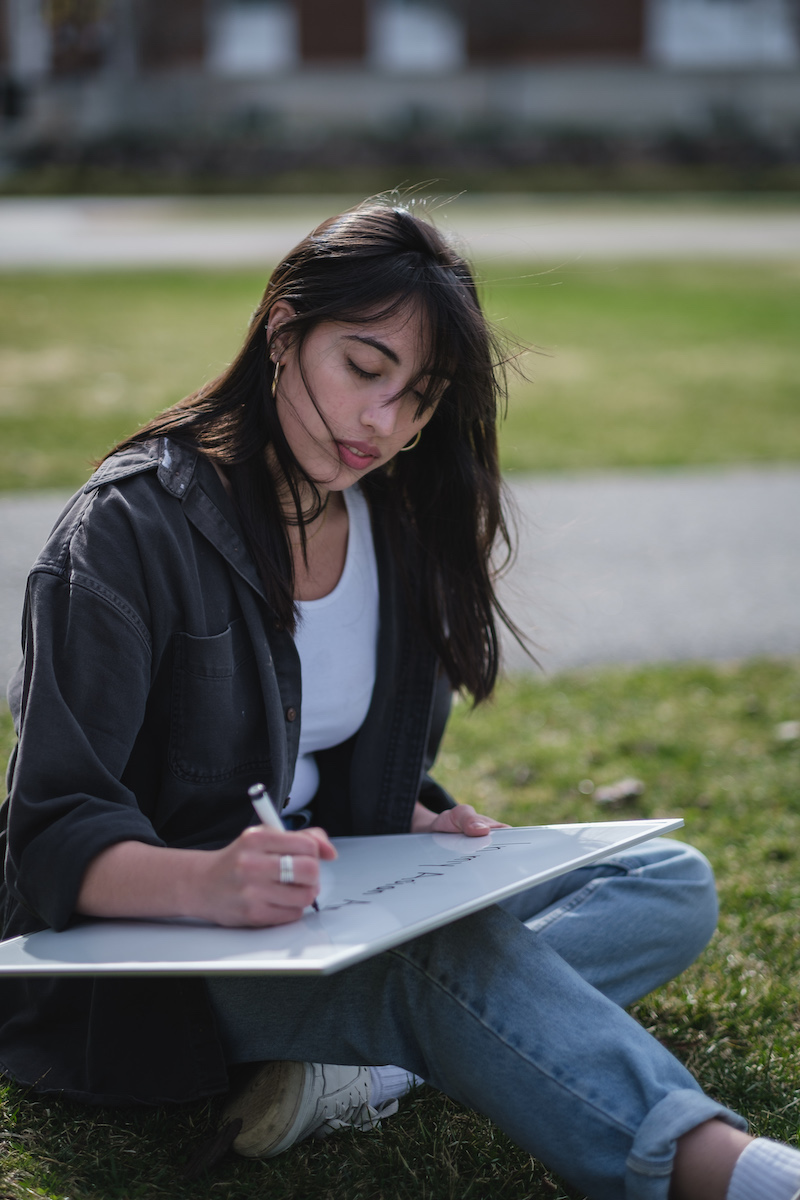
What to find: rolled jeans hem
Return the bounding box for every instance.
[626,1088,749,1200]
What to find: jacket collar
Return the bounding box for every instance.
[86,438,267,602]
[181,463,266,602]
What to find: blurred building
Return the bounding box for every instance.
[0,0,798,145]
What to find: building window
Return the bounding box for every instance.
[208,1,298,75]
[4,0,51,83]
[370,2,465,72]
[647,0,800,67]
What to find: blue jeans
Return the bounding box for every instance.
[207,839,747,1200]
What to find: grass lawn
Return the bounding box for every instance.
[1,658,799,1200]
[0,260,798,489]
[490,259,800,472]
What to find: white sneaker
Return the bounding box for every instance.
[222,1061,399,1159]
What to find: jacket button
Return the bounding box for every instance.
[286,707,297,722]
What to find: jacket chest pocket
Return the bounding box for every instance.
[169,619,272,783]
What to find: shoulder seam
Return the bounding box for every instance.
[30,565,152,655]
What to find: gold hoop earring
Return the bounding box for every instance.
[399,429,422,452]
[271,361,282,400]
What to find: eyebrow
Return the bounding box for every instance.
[343,334,400,365]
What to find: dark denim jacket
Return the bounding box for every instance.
[0,439,453,1104]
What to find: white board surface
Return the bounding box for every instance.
[0,819,682,977]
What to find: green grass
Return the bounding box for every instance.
[0,260,798,489]
[488,259,800,472]
[0,271,258,490]
[1,657,799,1200]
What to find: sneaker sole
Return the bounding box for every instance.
[223,1060,311,1158]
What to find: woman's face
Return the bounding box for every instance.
[267,301,440,494]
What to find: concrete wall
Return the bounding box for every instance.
[13,61,800,144]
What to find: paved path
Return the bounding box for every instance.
[1,196,799,267]
[2,467,798,692]
[498,467,800,674]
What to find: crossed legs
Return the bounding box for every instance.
[208,840,745,1199]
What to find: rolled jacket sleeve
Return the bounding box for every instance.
[7,565,165,932]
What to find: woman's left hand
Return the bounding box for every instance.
[411,801,510,837]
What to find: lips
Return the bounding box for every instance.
[336,440,380,471]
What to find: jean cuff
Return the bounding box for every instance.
[626,1088,749,1200]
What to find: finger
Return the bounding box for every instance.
[462,817,510,833]
[461,820,493,836]
[272,851,320,890]
[239,868,320,916]
[254,906,307,927]
[454,805,489,833]
[229,888,317,927]
[239,825,329,858]
[268,882,320,912]
[305,826,338,859]
[249,897,315,927]
[232,846,321,897]
[454,806,509,836]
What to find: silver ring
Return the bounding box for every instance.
[279,854,294,885]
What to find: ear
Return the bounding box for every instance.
[266,300,296,362]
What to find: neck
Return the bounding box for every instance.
[264,444,332,522]
[270,463,331,523]
[285,488,329,525]
[287,495,332,546]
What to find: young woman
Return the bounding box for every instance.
[1,204,798,1200]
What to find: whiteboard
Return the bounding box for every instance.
[0,819,682,977]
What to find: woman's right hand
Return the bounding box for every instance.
[76,827,337,928]
[189,824,337,927]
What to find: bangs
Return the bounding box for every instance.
[406,270,499,430]
[260,202,505,438]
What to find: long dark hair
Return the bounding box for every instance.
[112,203,521,702]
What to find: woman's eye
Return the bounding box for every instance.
[347,358,379,381]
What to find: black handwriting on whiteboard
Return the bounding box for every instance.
[363,871,445,895]
[318,840,535,911]
[420,841,533,868]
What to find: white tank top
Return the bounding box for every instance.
[284,485,379,815]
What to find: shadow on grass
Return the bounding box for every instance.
[0,1083,582,1200]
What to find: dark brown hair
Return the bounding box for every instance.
[112,203,521,701]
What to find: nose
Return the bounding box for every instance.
[360,392,403,438]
